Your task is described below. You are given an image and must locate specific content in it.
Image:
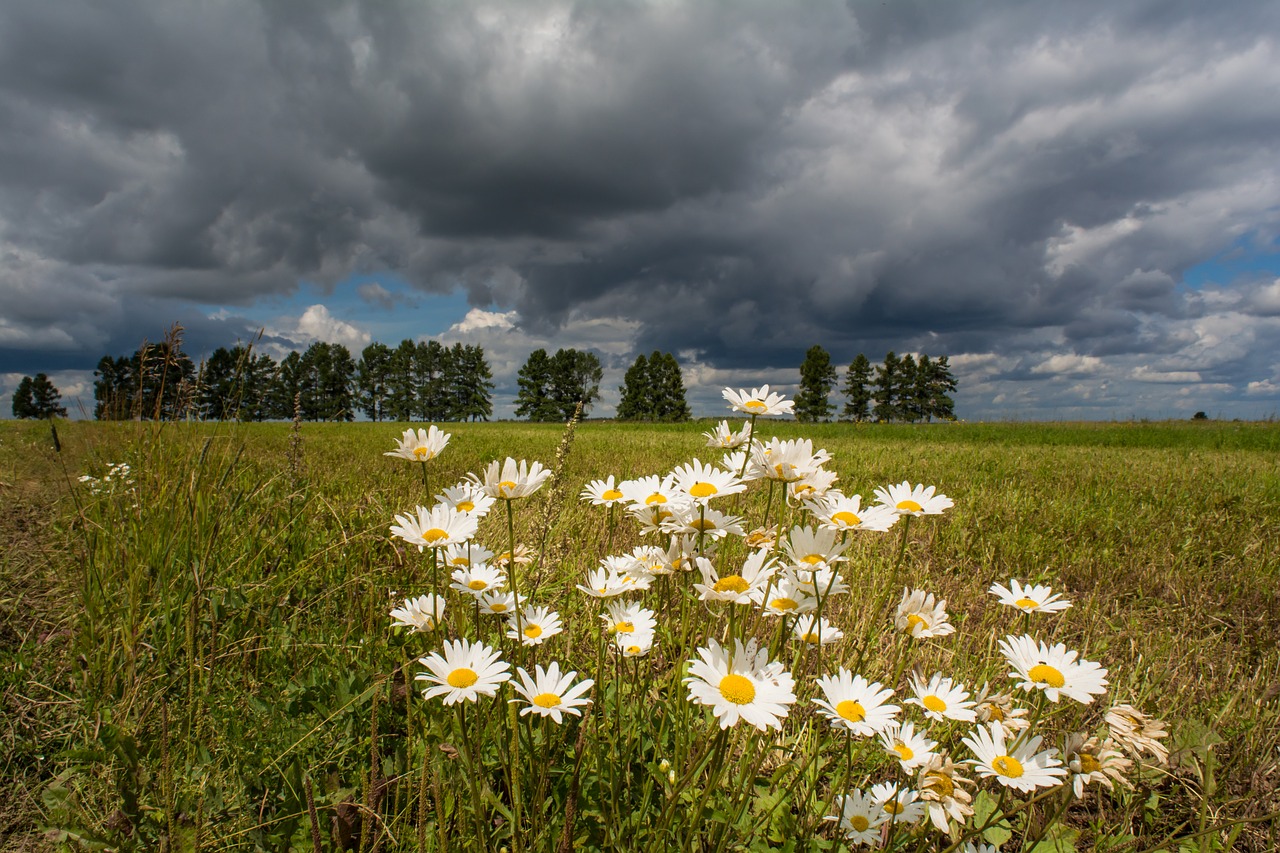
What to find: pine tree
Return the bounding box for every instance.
[11,376,36,419]
[514,349,559,421]
[549,348,603,420]
[132,341,196,420]
[897,354,919,422]
[794,345,838,423]
[198,346,242,420]
[841,353,873,422]
[651,352,691,422]
[616,353,652,420]
[872,351,900,423]
[386,340,417,421]
[93,355,134,420]
[926,355,957,421]
[357,342,393,421]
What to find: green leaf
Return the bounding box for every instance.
[973,789,1013,846]
[1028,823,1080,852]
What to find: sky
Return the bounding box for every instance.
[2,0,1279,421]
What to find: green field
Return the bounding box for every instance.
[2,418,1278,851]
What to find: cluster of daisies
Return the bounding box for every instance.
[78,461,135,496]
[382,388,1170,847]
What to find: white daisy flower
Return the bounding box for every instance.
[576,566,632,599]
[806,491,899,533]
[434,484,496,518]
[580,475,626,506]
[895,588,956,638]
[960,843,1000,853]
[389,594,447,632]
[907,673,977,723]
[617,474,687,511]
[670,458,746,504]
[477,590,524,616]
[600,601,657,637]
[748,437,831,483]
[743,525,779,551]
[703,419,751,449]
[693,552,778,605]
[999,634,1109,704]
[627,545,671,576]
[963,722,1067,793]
[782,525,848,569]
[442,543,495,569]
[659,505,745,540]
[450,563,507,596]
[389,504,478,550]
[415,638,510,705]
[874,481,954,516]
[506,605,562,646]
[1064,733,1132,798]
[788,467,839,502]
[879,721,938,772]
[792,615,844,646]
[615,630,655,658]
[752,575,817,616]
[823,790,884,846]
[469,457,553,500]
[685,638,797,731]
[510,662,594,723]
[813,670,900,737]
[869,781,926,826]
[989,579,1072,614]
[385,425,450,462]
[794,566,848,599]
[722,385,794,417]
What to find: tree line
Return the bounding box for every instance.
[92,339,495,422]
[794,346,957,423]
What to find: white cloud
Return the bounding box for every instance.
[268,304,371,355]
[1030,354,1105,376]
[1131,366,1201,383]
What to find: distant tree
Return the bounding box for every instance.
[841,353,873,422]
[93,355,134,420]
[297,342,355,421]
[925,355,957,421]
[13,374,66,419]
[386,340,418,421]
[132,341,197,420]
[1192,411,1208,421]
[795,345,838,423]
[514,349,559,421]
[896,354,920,422]
[357,342,394,422]
[872,351,900,423]
[268,351,305,420]
[198,346,247,421]
[616,351,691,421]
[449,343,494,422]
[548,348,603,420]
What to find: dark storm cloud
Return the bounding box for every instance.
[2,0,1279,417]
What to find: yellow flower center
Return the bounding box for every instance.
[613,621,635,634]
[718,674,756,705]
[498,480,517,493]
[800,554,825,565]
[467,580,488,590]
[896,499,923,512]
[690,518,717,532]
[490,603,508,613]
[423,528,449,542]
[451,557,471,566]
[892,742,914,761]
[456,500,475,512]
[533,692,561,708]
[849,815,869,832]
[625,645,643,655]
[1029,664,1066,689]
[447,668,478,688]
[645,493,667,505]
[770,597,798,612]
[743,399,767,413]
[523,624,543,639]
[689,482,719,498]
[984,704,1006,722]
[992,755,1024,778]
[832,510,861,526]
[905,614,928,633]
[922,695,948,714]
[413,447,431,460]
[713,575,750,594]
[601,488,624,501]
[802,632,821,644]
[835,700,865,722]
[925,771,954,798]
[1079,752,1102,774]
[883,800,905,815]
[1015,597,1039,609]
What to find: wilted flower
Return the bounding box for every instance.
[895,588,956,639]
[389,594,447,632]
[917,754,975,834]
[972,682,1031,739]
[1105,704,1170,765]
[1064,733,1132,797]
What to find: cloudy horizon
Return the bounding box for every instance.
[2,0,1279,421]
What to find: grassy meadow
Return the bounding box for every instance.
[2,416,1278,851]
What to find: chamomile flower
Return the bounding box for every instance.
[627,545,671,576]
[450,563,507,596]
[792,615,844,646]
[599,601,657,637]
[794,567,848,599]
[788,467,839,501]
[1064,733,1132,798]
[442,543,495,569]
[694,552,778,605]
[907,673,977,723]
[748,437,831,483]
[895,588,956,639]
[389,504,478,550]
[618,474,686,511]
[685,638,797,731]
[782,525,847,569]
[1000,634,1109,704]
[869,782,926,826]
[581,475,626,506]
[670,459,746,504]
[874,481,954,516]
[1105,704,1170,765]
[434,484,496,518]
[506,605,562,646]
[660,505,745,540]
[510,662,594,724]
[703,419,751,449]
[823,790,884,845]
[576,566,631,598]
[813,670,900,736]
[415,639,510,705]
[963,722,1067,793]
[752,576,817,616]
[470,457,553,500]
[989,579,1072,614]
[918,754,975,833]
[385,426,450,462]
[806,492,899,533]
[389,594,447,632]
[879,721,938,772]
[615,630,655,657]
[477,590,524,616]
[722,385,794,417]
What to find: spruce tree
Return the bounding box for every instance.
[386,340,417,421]
[794,345,838,423]
[872,351,900,422]
[11,377,36,419]
[514,349,558,421]
[549,348,603,420]
[927,355,958,421]
[652,352,691,421]
[841,353,873,422]
[357,342,393,421]
[897,354,919,422]
[616,353,652,420]
[451,344,495,421]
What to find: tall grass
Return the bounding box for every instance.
[2,418,1278,851]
